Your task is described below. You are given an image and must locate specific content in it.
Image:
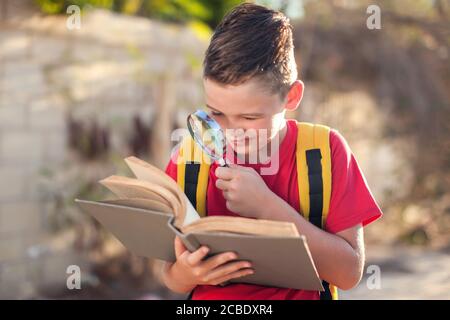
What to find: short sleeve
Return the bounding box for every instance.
[325,130,383,234]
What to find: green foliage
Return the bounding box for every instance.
[35,0,245,28]
[196,0,244,28]
[36,0,114,14]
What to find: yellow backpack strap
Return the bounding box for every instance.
[296,122,337,300]
[176,136,210,217]
[296,122,332,228]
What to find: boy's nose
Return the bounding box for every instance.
[224,128,245,139]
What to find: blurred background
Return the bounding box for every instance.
[0,0,448,300]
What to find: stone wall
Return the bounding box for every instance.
[0,8,207,298]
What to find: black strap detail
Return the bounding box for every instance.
[185,149,332,299]
[184,162,201,301]
[320,280,332,300]
[185,162,200,209]
[305,149,323,229]
[306,149,334,300]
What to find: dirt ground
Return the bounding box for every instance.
[340,245,450,300]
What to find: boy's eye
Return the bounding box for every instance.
[243,116,262,120]
[211,111,222,116]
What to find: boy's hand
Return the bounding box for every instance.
[215,163,277,219]
[163,237,254,293]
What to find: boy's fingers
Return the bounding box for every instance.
[226,162,239,169]
[215,166,234,180]
[215,178,231,191]
[201,251,238,270]
[223,191,232,202]
[161,261,173,274]
[210,268,254,286]
[174,236,187,258]
[203,260,252,283]
[186,246,209,266]
[230,163,253,173]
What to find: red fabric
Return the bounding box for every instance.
[165,119,382,300]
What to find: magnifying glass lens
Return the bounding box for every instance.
[187,110,227,166]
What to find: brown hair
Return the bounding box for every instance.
[203,2,297,99]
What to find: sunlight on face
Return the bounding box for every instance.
[203,78,287,158]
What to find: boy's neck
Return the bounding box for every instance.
[266,119,288,158]
[275,119,288,147]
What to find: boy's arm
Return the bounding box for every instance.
[260,195,365,290]
[216,165,364,289]
[215,130,382,290]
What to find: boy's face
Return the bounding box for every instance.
[203,78,303,158]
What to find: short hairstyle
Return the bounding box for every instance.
[203,2,298,99]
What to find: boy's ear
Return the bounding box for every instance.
[284,80,304,111]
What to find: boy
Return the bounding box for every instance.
[161,3,382,300]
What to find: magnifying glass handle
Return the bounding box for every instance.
[217,158,228,167]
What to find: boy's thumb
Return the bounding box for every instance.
[174,236,187,258]
[225,159,239,169]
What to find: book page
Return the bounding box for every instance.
[124,157,184,205]
[182,193,201,226]
[101,198,173,214]
[99,175,181,215]
[181,216,300,238]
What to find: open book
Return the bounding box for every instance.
[75,156,323,291]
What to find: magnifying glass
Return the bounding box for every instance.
[187,110,228,167]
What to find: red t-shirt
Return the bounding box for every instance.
[165,119,382,300]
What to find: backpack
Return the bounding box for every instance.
[176,121,338,300]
